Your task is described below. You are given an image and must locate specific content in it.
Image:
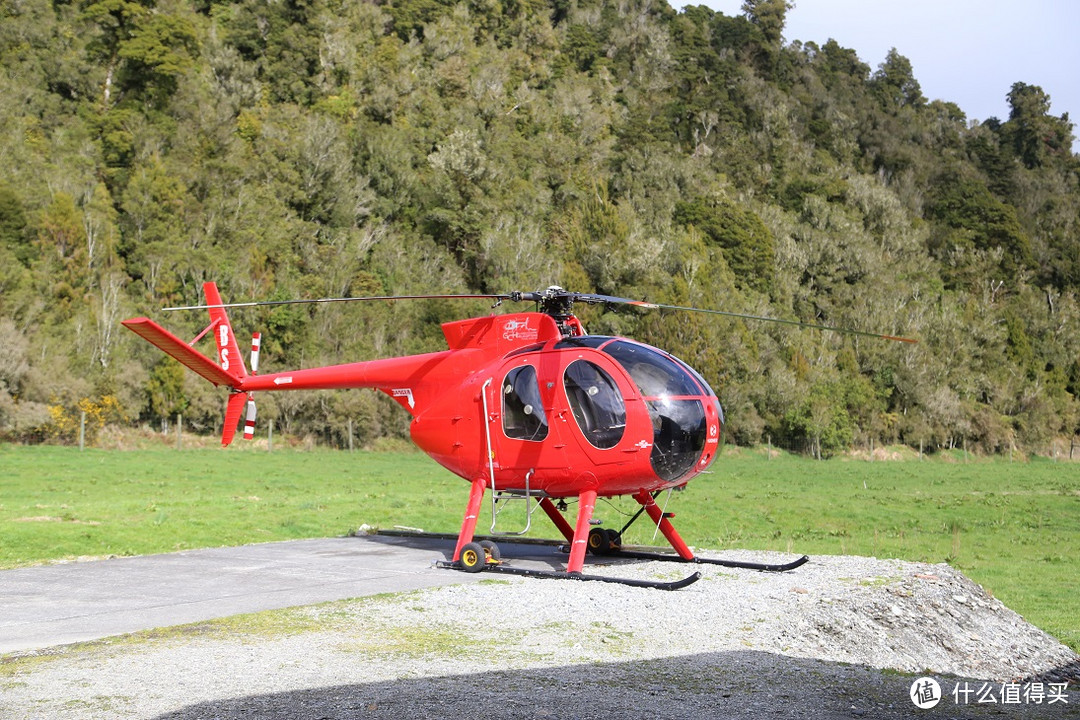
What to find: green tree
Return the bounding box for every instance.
[871,48,924,109]
[783,375,855,459]
[673,196,775,294]
[145,357,188,421]
[0,185,33,267]
[927,170,1033,285]
[741,0,791,47]
[120,158,189,300]
[116,2,199,104]
[82,0,151,104]
[1001,82,1074,169]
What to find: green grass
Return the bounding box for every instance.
[0,444,462,563]
[1,443,1078,652]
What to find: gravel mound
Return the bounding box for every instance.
[2,550,1077,719]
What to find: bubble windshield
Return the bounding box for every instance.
[602,341,708,482]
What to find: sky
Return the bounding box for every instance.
[692,0,1079,129]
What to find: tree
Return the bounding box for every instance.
[1001,82,1074,169]
[927,170,1033,285]
[116,2,199,104]
[1,0,1079,455]
[0,184,33,267]
[871,48,924,109]
[145,357,188,422]
[82,0,151,105]
[741,0,792,47]
[673,196,775,294]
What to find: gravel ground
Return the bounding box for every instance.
[2,550,1078,719]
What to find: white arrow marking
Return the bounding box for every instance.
[273,376,293,385]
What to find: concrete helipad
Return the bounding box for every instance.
[0,534,559,655]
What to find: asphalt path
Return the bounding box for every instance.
[0,534,566,655]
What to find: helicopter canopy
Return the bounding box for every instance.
[553,337,719,482]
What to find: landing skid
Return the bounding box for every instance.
[435,558,701,590]
[426,481,810,590]
[604,548,810,573]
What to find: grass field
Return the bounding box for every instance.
[1,442,1077,652]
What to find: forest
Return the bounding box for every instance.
[1,0,1078,456]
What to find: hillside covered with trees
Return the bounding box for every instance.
[1,0,1078,455]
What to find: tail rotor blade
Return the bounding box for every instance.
[243,396,257,440]
[250,332,262,374]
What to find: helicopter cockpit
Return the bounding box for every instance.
[552,337,721,482]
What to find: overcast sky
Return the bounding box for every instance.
[691,0,1079,131]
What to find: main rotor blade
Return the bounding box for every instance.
[163,287,916,344]
[163,293,511,311]
[566,292,661,309]
[543,289,915,344]
[634,301,918,344]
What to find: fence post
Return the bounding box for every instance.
[268,419,274,453]
[79,410,86,451]
[347,418,354,452]
[176,413,182,450]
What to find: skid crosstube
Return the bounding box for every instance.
[436,559,700,590]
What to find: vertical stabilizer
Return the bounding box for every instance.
[222,392,248,446]
[203,282,248,380]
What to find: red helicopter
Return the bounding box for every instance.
[123,283,914,590]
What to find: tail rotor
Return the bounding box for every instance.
[250,332,261,374]
[241,332,261,442]
[242,395,257,441]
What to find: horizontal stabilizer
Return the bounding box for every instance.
[122,317,243,387]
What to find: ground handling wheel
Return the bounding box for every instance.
[478,539,501,562]
[459,541,487,573]
[587,527,616,555]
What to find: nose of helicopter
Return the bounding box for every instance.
[599,340,721,483]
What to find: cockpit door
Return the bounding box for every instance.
[486,357,569,493]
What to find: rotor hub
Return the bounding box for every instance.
[535,286,573,318]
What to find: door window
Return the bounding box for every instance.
[563,360,626,449]
[502,365,548,441]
